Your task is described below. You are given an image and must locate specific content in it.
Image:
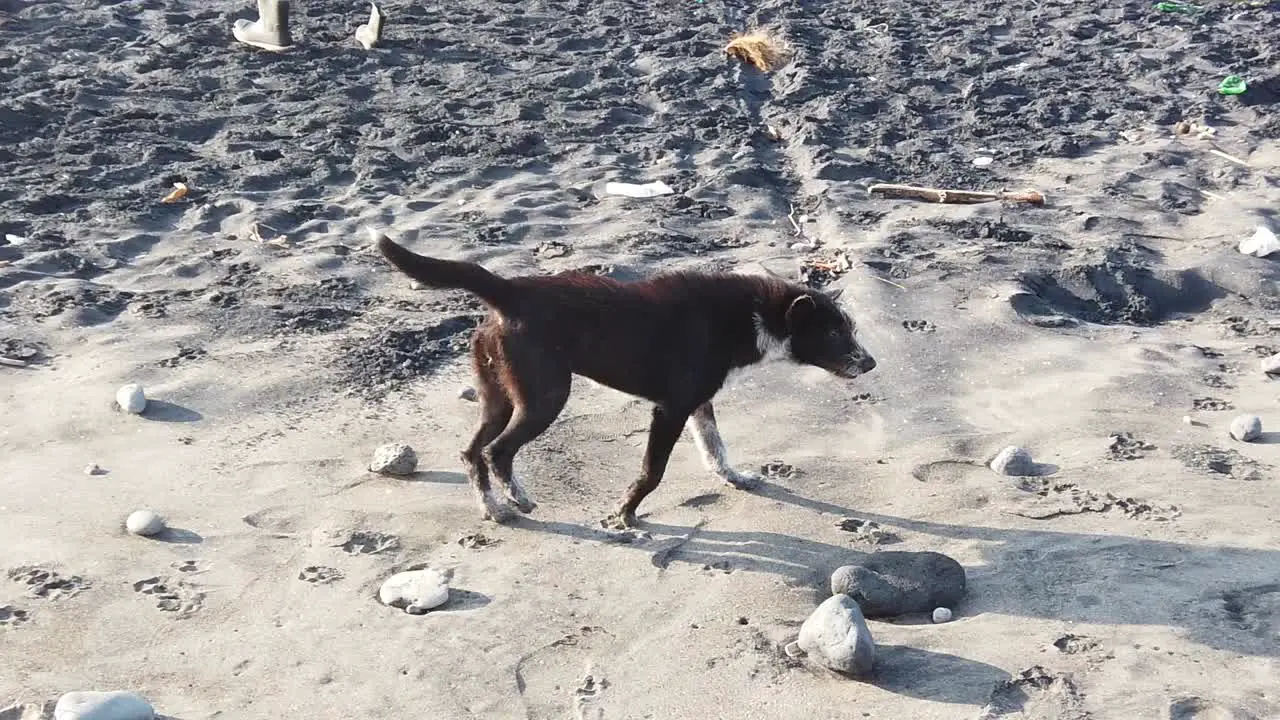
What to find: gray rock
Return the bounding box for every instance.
[125,510,165,537]
[830,550,966,618]
[369,443,417,475]
[1229,415,1263,443]
[458,386,478,402]
[379,568,449,614]
[53,691,154,720]
[796,594,875,677]
[989,446,1035,476]
[115,384,147,414]
[1263,353,1280,376]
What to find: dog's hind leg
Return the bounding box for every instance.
[462,334,518,522]
[482,363,571,518]
[687,402,762,490]
[603,404,692,530]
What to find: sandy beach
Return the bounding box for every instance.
[3,0,1280,718]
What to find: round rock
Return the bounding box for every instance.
[989,446,1035,476]
[115,384,147,414]
[458,386,478,402]
[54,690,155,720]
[369,443,417,475]
[379,568,449,614]
[1262,353,1280,376]
[796,593,875,677]
[932,607,953,623]
[125,510,166,537]
[831,551,966,619]
[1229,415,1263,443]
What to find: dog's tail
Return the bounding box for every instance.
[372,228,515,313]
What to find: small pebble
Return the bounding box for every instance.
[53,690,155,720]
[1182,415,1193,425]
[1261,353,1280,376]
[1229,414,1263,443]
[378,568,449,614]
[458,386,478,402]
[369,443,417,475]
[115,384,147,414]
[989,446,1035,476]
[932,607,953,623]
[84,464,106,476]
[125,510,166,537]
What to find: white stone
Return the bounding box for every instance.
[932,607,953,623]
[989,446,1035,476]
[603,181,673,198]
[1261,353,1280,376]
[53,691,154,720]
[379,569,449,614]
[796,593,875,677]
[369,443,417,475]
[125,510,166,537]
[1229,415,1263,443]
[972,156,994,167]
[115,384,147,414]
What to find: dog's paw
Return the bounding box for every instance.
[481,494,520,524]
[599,511,638,531]
[722,469,762,491]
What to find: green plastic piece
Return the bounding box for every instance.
[1154,1,1200,12]
[1218,75,1248,96]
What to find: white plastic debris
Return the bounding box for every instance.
[971,156,994,167]
[1238,226,1280,258]
[604,181,674,199]
[3,234,28,246]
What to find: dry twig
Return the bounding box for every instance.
[868,183,1046,206]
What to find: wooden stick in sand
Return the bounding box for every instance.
[868,183,1046,206]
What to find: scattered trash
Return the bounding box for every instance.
[868,183,1046,206]
[249,223,289,247]
[160,182,189,204]
[725,30,789,72]
[1173,119,1216,139]
[971,156,994,167]
[604,181,674,199]
[799,251,853,287]
[355,1,384,49]
[1154,1,1201,13]
[3,233,28,246]
[1238,226,1280,258]
[1218,75,1248,96]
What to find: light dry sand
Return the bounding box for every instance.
[4,1,1280,718]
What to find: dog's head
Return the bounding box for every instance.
[785,288,876,379]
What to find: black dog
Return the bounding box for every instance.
[377,232,876,529]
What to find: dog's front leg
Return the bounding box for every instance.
[603,405,690,530]
[687,402,762,490]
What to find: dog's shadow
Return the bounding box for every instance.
[520,480,1280,700]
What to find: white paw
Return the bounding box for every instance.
[722,469,762,490]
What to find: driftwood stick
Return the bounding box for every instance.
[868,183,1046,206]
[0,356,29,368]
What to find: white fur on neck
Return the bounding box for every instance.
[753,313,791,363]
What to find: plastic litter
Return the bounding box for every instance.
[1218,75,1248,96]
[1238,226,1280,258]
[1154,1,1201,13]
[604,181,674,198]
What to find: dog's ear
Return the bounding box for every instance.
[785,294,817,328]
[826,287,844,302]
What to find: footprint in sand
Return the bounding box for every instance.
[1169,696,1266,720]
[0,604,31,628]
[977,666,1088,720]
[7,565,90,600]
[515,626,612,720]
[1192,397,1233,412]
[298,566,344,585]
[132,575,204,616]
[902,319,937,333]
[340,531,401,556]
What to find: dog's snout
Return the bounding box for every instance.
[857,355,877,374]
